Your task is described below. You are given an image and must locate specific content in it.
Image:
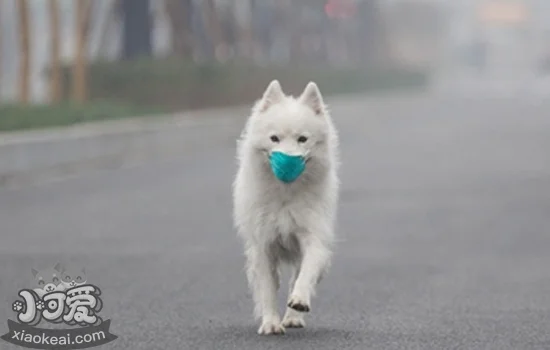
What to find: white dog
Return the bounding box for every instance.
[232,80,340,335]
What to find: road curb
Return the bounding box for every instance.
[0,104,250,189]
[0,92,423,189]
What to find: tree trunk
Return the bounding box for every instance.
[122,0,152,59]
[0,2,3,98]
[164,0,193,57]
[17,0,31,104]
[83,0,94,40]
[48,0,62,103]
[233,0,253,58]
[73,0,90,103]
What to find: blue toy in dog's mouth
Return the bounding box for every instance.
[269,151,306,183]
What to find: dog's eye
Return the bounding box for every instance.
[297,136,308,143]
[270,135,280,143]
[65,276,71,281]
[38,280,45,286]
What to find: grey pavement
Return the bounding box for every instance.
[1,94,550,350]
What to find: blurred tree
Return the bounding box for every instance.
[73,0,92,103]
[288,2,303,63]
[16,0,30,104]
[97,0,121,59]
[122,0,152,59]
[164,0,193,57]
[48,0,62,103]
[235,0,254,58]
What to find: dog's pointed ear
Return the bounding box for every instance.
[259,80,284,113]
[299,81,325,116]
[31,268,39,277]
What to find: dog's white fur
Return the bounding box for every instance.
[232,80,340,335]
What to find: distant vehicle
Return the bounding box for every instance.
[324,0,357,19]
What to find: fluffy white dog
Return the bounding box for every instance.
[232,80,340,335]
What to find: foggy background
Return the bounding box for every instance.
[2,0,549,104]
[1,1,550,350]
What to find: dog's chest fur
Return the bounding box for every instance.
[258,184,321,260]
[265,203,303,262]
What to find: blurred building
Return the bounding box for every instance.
[443,0,549,76]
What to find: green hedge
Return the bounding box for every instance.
[60,59,429,111]
[1,60,428,132]
[0,102,161,132]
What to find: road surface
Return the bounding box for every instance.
[1,94,550,350]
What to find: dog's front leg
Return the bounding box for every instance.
[282,264,306,328]
[248,248,285,335]
[288,235,331,313]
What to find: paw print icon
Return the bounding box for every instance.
[12,301,24,312]
[36,300,45,311]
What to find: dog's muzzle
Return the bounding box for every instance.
[268,151,307,183]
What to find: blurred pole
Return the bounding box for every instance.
[48,0,62,103]
[202,0,223,61]
[16,0,30,104]
[164,0,193,57]
[289,2,302,63]
[73,0,90,103]
[122,0,152,59]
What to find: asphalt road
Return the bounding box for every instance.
[1,94,550,350]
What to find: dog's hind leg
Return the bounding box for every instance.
[287,235,331,313]
[247,248,285,335]
[282,263,306,328]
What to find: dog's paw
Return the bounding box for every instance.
[281,316,305,328]
[287,295,310,313]
[258,321,285,335]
